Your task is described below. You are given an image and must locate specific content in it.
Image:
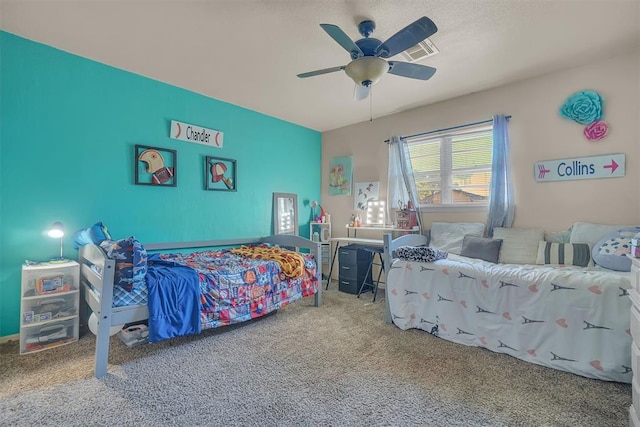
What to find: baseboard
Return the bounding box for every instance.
[0,334,19,344]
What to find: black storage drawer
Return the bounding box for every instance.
[338,245,372,266]
[339,277,366,295]
[338,244,373,294]
[339,264,359,280]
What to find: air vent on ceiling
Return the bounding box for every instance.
[400,38,439,63]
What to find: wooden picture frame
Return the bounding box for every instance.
[135,145,177,187]
[205,156,237,191]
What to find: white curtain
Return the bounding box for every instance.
[387,136,423,233]
[486,114,515,236]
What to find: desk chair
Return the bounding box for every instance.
[357,246,385,302]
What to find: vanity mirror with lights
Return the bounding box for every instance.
[365,200,386,226]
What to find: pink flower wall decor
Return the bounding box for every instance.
[583,120,609,141]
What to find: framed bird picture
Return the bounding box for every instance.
[353,181,380,210]
[135,145,177,187]
[205,156,237,191]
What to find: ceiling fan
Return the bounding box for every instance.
[297,17,438,100]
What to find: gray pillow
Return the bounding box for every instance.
[460,235,503,263]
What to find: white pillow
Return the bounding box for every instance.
[429,222,485,255]
[569,221,631,248]
[493,227,544,264]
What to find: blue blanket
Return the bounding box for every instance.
[146,254,201,343]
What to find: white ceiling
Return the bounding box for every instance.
[1,1,639,132]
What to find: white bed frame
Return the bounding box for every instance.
[78,235,322,378]
[383,233,428,324]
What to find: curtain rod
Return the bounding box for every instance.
[384,115,512,143]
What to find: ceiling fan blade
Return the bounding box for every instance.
[297,65,346,78]
[375,16,438,58]
[353,84,370,101]
[320,24,364,59]
[388,61,436,80]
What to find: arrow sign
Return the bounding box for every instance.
[534,153,625,182]
[603,159,618,173]
[537,164,551,179]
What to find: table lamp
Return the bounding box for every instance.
[310,200,326,222]
[48,221,67,263]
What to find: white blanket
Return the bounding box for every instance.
[387,254,632,382]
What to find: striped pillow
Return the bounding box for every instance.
[536,241,592,267]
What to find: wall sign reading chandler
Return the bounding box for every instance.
[170,120,223,148]
[535,153,625,182]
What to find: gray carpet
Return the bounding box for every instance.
[0,288,632,426]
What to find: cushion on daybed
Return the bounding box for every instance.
[569,221,631,248]
[72,222,112,249]
[536,241,592,267]
[493,227,544,264]
[544,227,572,244]
[592,227,640,271]
[394,246,448,263]
[460,236,503,263]
[428,222,485,255]
[100,236,147,292]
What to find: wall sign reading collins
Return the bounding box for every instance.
[170,120,224,148]
[534,153,625,182]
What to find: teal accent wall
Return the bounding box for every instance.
[0,32,321,337]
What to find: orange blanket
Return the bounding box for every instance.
[230,245,306,278]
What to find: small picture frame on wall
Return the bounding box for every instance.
[205,156,237,191]
[135,145,177,187]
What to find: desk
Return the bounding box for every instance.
[325,237,383,289]
[346,225,419,238]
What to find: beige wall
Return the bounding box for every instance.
[321,49,640,239]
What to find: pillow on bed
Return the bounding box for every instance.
[73,222,112,249]
[460,236,503,263]
[569,222,630,248]
[544,227,572,244]
[493,227,544,264]
[429,222,485,255]
[394,246,448,263]
[592,227,640,271]
[536,241,592,267]
[100,236,147,292]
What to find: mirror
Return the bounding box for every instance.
[365,200,386,226]
[273,193,298,235]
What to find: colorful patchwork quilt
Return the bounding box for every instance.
[151,247,318,331]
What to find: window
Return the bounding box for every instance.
[406,123,493,209]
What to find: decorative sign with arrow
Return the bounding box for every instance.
[534,154,625,182]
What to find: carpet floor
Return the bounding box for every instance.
[0,287,632,426]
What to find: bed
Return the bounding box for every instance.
[78,234,321,378]
[383,233,632,383]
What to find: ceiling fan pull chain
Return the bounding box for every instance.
[369,86,373,122]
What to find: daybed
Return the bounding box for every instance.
[383,223,635,383]
[78,234,321,378]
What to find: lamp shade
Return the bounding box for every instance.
[345,57,389,87]
[47,222,64,238]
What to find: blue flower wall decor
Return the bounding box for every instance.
[559,90,609,141]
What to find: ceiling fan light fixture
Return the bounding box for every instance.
[345,57,389,87]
